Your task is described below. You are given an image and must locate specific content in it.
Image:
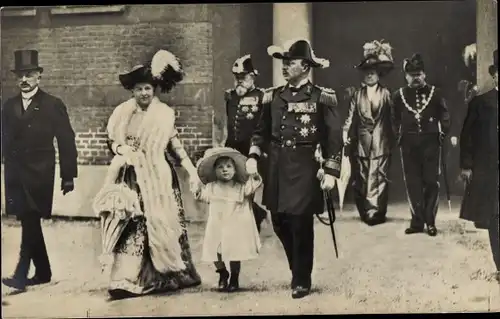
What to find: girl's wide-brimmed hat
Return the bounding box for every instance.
[356,40,394,76]
[197,147,249,184]
[267,39,330,69]
[118,49,184,93]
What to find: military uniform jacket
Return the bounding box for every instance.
[224,87,265,155]
[250,81,342,215]
[2,89,78,219]
[391,84,451,142]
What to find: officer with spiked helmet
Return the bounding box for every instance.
[221,54,268,232]
[246,39,342,299]
[392,53,451,237]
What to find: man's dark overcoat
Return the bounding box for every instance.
[459,88,498,228]
[2,89,78,219]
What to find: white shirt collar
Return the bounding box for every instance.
[21,86,39,100]
[289,78,310,89]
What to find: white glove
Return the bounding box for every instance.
[342,131,350,145]
[188,173,202,193]
[320,174,336,191]
[450,136,458,147]
[246,158,258,175]
[117,144,135,156]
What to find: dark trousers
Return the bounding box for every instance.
[353,155,390,220]
[271,212,314,289]
[13,214,52,281]
[400,134,441,229]
[489,211,500,271]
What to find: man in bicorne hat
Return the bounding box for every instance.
[221,54,268,232]
[459,49,499,282]
[392,53,451,237]
[246,39,342,299]
[2,50,78,292]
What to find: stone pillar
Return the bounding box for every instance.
[272,3,313,86]
[476,0,498,93]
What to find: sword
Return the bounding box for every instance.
[315,145,339,258]
[440,135,452,214]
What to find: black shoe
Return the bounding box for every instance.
[405,227,424,235]
[227,275,240,293]
[427,225,438,237]
[26,275,51,286]
[292,285,310,299]
[2,277,26,291]
[365,216,386,226]
[216,269,229,292]
[108,289,139,301]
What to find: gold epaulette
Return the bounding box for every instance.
[224,89,233,101]
[262,86,281,104]
[317,86,338,106]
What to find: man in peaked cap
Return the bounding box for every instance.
[391,53,451,237]
[2,50,78,292]
[246,39,342,299]
[221,54,268,232]
[459,49,499,282]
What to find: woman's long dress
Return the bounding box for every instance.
[108,108,201,296]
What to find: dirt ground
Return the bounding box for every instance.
[2,203,500,317]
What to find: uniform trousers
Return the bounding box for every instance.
[271,212,314,289]
[488,210,500,271]
[13,213,52,281]
[400,133,441,229]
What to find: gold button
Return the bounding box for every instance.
[285,140,292,146]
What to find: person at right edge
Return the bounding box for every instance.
[459,49,499,283]
[245,39,342,299]
[392,53,451,237]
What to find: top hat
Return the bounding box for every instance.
[356,40,394,76]
[489,49,498,76]
[11,50,44,73]
[196,147,249,184]
[267,39,330,69]
[403,53,425,73]
[232,54,259,75]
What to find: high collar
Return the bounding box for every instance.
[289,78,310,89]
[21,86,39,99]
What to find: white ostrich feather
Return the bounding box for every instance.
[362,40,393,61]
[463,43,477,67]
[267,45,283,57]
[403,59,409,71]
[151,49,181,79]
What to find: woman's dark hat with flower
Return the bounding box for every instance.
[267,39,330,69]
[489,49,498,76]
[197,147,249,184]
[403,53,425,73]
[232,54,259,76]
[11,50,44,74]
[119,49,184,93]
[356,40,394,76]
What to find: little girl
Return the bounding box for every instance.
[193,147,262,292]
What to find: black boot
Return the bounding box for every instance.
[216,268,229,292]
[228,261,240,293]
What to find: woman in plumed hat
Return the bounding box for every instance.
[93,50,202,299]
[342,40,396,226]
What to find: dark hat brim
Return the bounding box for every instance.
[272,51,323,68]
[119,66,155,90]
[356,59,394,75]
[11,66,44,74]
[197,148,249,185]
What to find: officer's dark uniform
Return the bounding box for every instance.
[224,87,268,231]
[392,58,451,234]
[249,81,342,291]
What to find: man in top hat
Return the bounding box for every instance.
[391,53,451,237]
[1,50,78,292]
[221,54,268,232]
[459,49,499,282]
[246,39,342,299]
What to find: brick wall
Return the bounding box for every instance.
[1,5,215,165]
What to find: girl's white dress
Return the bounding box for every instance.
[196,175,263,262]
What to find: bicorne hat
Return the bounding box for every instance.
[403,53,425,73]
[267,39,330,69]
[356,40,394,76]
[489,49,498,76]
[232,54,259,75]
[196,147,249,184]
[119,49,184,93]
[11,50,44,73]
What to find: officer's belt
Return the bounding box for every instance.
[270,137,316,148]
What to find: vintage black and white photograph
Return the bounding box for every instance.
[1,1,498,316]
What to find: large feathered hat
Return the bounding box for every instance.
[463,43,477,68]
[267,39,330,69]
[232,54,259,75]
[196,147,249,184]
[403,53,425,73]
[119,49,184,93]
[356,40,394,76]
[489,49,498,76]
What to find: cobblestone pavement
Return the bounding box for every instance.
[2,204,499,317]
